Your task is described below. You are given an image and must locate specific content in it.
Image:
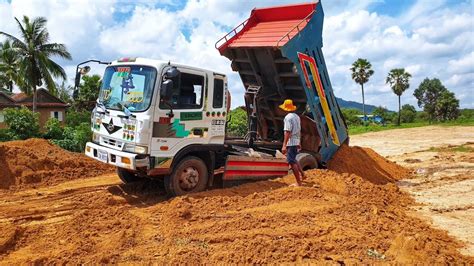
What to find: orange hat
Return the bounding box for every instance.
[279,99,297,112]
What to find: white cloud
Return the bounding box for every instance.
[0,0,472,110]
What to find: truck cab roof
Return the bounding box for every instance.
[110,57,226,77]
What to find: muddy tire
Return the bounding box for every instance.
[117,167,142,183]
[165,156,208,197]
[296,153,318,171]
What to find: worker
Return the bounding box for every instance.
[279,99,306,186]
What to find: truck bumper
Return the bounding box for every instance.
[85,142,149,171]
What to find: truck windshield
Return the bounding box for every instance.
[99,65,157,112]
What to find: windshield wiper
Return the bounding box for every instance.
[117,102,136,118]
[96,100,110,114]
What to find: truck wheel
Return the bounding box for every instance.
[296,153,318,171]
[165,156,208,197]
[117,167,142,183]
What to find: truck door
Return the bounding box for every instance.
[151,67,205,153]
[151,67,226,160]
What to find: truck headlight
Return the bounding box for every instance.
[123,144,148,154]
[92,132,100,143]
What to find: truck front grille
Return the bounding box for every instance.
[101,137,124,150]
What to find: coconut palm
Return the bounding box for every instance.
[0,16,71,112]
[386,68,412,125]
[350,58,374,123]
[0,40,21,92]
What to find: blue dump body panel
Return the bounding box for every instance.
[217,1,348,164]
[281,2,348,163]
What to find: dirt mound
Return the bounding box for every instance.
[0,138,114,190]
[144,170,470,264]
[328,144,410,184]
[0,169,471,264]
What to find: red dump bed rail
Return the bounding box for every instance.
[216,2,316,52]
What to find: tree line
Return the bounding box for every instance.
[350,58,460,125]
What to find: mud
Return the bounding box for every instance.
[0,138,114,190]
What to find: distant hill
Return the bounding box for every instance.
[336,97,379,113]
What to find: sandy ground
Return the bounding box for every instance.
[351,125,474,256]
[0,125,473,263]
[350,125,474,156]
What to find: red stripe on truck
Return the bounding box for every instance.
[225,170,288,176]
[226,161,288,167]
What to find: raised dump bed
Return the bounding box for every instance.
[216,1,348,164]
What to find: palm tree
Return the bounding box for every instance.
[350,58,374,123]
[0,40,21,92]
[386,68,412,126]
[0,16,71,112]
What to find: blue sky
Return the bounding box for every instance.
[0,0,473,110]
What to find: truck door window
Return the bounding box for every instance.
[213,78,224,108]
[161,72,204,109]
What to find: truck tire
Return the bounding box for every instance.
[117,167,142,183]
[296,153,318,171]
[164,156,208,197]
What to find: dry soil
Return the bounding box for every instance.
[0,127,473,263]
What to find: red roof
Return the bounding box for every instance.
[17,102,69,108]
[11,93,27,101]
[0,89,69,109]
[217,2,317,53]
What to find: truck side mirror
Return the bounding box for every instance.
[160,79,173,100]
[165,67,180,79]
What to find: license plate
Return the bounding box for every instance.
[98,150,108,162]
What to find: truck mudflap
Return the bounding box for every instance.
[223,155,288,181]
[85,142,149,171]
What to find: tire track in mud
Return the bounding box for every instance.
[0,175,120,226]
[0,174,169,263]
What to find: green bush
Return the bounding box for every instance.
[228,107,248,137]
[74,122,92,152]
[66,110,91,128]
[43,118,64,139]
[416,111,429,122]
[4,107,40,140]
[459,109,474,120]
[51,138,78,151]
[400,104,416,123]
[51,123,91,152]
[341,108,363,126]
[0,128,12,142]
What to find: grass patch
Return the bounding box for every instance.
[349,122,429,135]
[428,144,474,153]
[349,120,474,135]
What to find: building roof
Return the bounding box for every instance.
[0,91,18,108]
[10,92,27,101]
[0,88,69,108]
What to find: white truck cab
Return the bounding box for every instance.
[85,57,230,195]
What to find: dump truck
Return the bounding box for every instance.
[82,1,348,196]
